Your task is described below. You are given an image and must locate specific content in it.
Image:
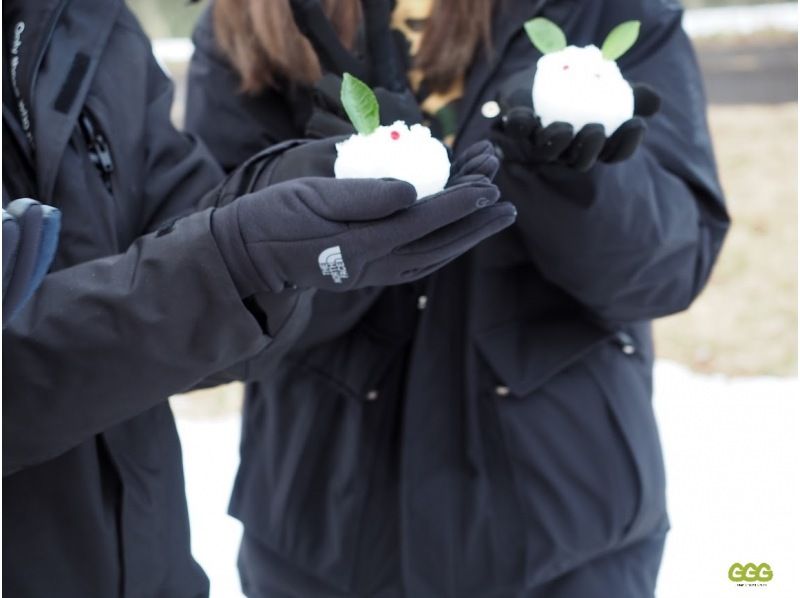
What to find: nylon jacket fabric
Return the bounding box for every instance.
[1,1,302,596]
[186,1,729,596]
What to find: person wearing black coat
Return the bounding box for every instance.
[1,0,512,596]
[186,0,730,596]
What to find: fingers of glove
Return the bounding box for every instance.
[500,106,538,140]
[378,204,516,284]
[2,200,45,321]
[450,141,500,183]
[378,180,500,247]
[394,202,516,257]
[267,138,341,185]
[488,130,524,164]
[533,122,575,161]
[451,139,493,168]
[298,177,418,222]
[30,205,60,285]
[3,214,21,289]
[5,197,41,219]
[563,124,606,172]
[633,84,661,117]
[600,118,646,163]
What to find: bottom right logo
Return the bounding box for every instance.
[728,562,773,585]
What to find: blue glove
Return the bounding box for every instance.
[3,198,61,324]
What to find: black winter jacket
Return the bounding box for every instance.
[2,1,305,596]
[186,1,729,596]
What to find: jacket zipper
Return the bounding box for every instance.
[79,110,115,195]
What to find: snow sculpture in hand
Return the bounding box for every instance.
[334,73,451,200]
[525,18,642,136]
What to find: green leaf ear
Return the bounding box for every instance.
[341,73,380,135]
[601,20,641,61]
[524,18,567,55]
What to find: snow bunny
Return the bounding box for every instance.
[491,17,662,172]
[185,0,730,596]
[334,73,451,199]
[528,18,641,135]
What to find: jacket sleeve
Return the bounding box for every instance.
[499,6,730,323]
[1,19,277,474]
[2,209,276,475]
[184,10,385,355]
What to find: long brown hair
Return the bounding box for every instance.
[213,0,493,94]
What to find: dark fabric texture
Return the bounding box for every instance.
[2,198,61,324]
[1,1,307,596]
[185,0,730,596]
[211,143,513,296]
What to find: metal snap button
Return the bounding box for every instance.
[365,389,379,401]
[613,331,637,355]
[495,385,511,397]
[417,295,428,310]
[481,101,501,119]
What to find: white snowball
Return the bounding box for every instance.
[532,45,634,136]
[334,121,451,200]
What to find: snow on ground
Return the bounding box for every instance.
[179,416,245,598]
[178,360,799,598]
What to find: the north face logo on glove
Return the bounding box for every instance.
[318,246,349,283]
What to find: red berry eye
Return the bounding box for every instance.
[390,131,401,140]
[562,64,569,70]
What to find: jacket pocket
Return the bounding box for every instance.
[473,318,665,585]
[233,322,407,592]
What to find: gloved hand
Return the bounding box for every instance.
[257,137,501,196]
[490,69,661,172]
[449,140,501,182]
[3,198,61,324]
[211,145,514,296]
[252,136,344,189]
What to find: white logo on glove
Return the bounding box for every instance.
[318,246,349,284]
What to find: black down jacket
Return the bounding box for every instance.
[2,0,315,596]
[186,0,730,596]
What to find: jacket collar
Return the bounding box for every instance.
[4,0,122,201]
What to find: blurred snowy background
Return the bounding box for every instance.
[128,1,799,596]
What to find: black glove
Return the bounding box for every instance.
[253,136,344,189]
[3,198,61,324]
[210,147,514,296]
[491,69,661,172]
